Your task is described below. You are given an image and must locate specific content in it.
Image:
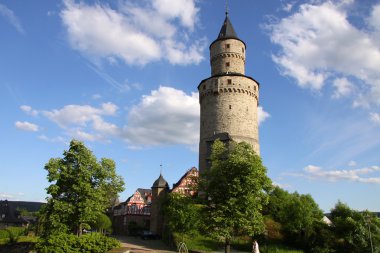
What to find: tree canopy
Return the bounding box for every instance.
[200,140,272,253]
[40,139,125,236]
[163,193,201,236]
[330,201,380,253]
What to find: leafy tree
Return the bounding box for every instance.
[330,201,380,253]
[92,213,112,235]
[200,140,272,253]
[163,193,201,238]
[40,139,125,237]
[265,186,324,250]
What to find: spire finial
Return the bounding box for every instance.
[225,0,229,16]
[160,164,163,175]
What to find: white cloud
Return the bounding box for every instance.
[303,165,380,184]
[15,121,39,132]
[370,112,380,124]
[0,3,24,34]
[43,102,118,128]
[258,106,270,125]
[35,87,267,148]
[60,0,205,66]
[41,102,120,142]
[332,78,354,99]
[348,160,357,167]
[38,135,67,144]
[20,105,38,116]
[267,1,380,107]
[122,86,199,147]
[152,0,199,31]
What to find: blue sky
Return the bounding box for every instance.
[1,0,379,212]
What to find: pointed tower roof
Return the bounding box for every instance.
[217,14,239,40]
[152,174,169,188]
[210,12,245,48]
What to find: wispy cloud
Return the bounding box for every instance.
[60,0,206,66]
[370,112,380,124]
[301,165,380,184]
[20,105,38,116]
[15,121,39,132]
[0,3,24,34]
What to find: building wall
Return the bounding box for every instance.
[149,187,166,235]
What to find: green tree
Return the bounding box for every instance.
[200,140,272,253]
[330,201,380,253]
[40,139,125,237]
[265,186,325,250]
[92,213,112,235]
[163,193,200,238]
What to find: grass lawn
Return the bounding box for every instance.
[173,233,303,253]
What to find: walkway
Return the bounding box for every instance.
[111,236,177,253]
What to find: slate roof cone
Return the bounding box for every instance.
[152,174,169,188]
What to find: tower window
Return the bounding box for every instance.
[229,105,232,109]
[242,47,245,53]
[226,62,230,67]
[226,44,230,49]
[227,79,232,84]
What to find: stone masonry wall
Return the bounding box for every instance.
[198,75,260,173]
[210,39,246,76]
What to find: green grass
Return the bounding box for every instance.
[174,233,221,252]
[173,233,303,253]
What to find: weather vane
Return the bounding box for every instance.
[225,0,229,16]
[160,164,163,174]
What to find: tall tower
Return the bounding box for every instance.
[198,12,260,174]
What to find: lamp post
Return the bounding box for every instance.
[365,213,374,253]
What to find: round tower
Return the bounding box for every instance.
[150,173,169,235]
[198,13,260,174]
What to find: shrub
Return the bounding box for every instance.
[35,232,120,253]
[0,227,27,243]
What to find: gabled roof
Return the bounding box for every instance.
[125,188,152,204]
[171,167,198,192]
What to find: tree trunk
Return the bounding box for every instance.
[225,237,231,253]
[78,223,83,237]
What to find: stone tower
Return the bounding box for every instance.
[198,13,260,174]
[150,173,169,235]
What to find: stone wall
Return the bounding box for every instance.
[210,39,246,76]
